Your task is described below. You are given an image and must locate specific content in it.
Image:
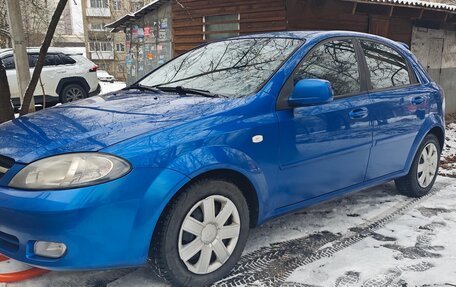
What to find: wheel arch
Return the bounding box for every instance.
[428,126,444,151]
[405,118,445,174]
[154,168,260,232]
[147,167,261,264]
[56,77,90,97]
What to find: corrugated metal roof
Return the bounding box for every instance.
[105,0,168,32]
[346,0,456,12]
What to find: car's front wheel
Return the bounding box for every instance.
[395,134,441,197]
[150,179,250,286]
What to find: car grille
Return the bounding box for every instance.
[0,155,14,180]
[0,230,19,252]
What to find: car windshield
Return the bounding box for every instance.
[139,38,304,97]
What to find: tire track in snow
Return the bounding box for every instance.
[213,181,451,287]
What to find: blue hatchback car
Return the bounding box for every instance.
[0,31,445,286]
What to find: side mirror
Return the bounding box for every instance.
[288,79,334,107]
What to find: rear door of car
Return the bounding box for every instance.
[358,39,428,180]
[275,38,373,208]
[29,53,80,98]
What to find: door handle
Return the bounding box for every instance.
[411,96,425,105]
[349,107,369,119]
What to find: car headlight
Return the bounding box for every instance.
[9,153,131,190]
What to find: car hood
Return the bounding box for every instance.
[0,91,231,163]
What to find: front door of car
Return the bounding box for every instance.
[3,55,20,100]
[275,39,372,209]
[359,40,428,180]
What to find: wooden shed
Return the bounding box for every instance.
[107,0,456,113]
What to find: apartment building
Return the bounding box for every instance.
[52,0,85,47]
[81,0,152,80]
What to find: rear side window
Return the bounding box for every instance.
[360,41,411,90]
[44,54,59,66]
[294,40,361,97]
[2,56,15,70]
[58,54,76,65]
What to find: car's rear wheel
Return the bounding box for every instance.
[60,84,87,103]
[395,134,440,197]
[150,179,250,286]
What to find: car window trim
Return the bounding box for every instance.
[357,37,419,93]
[276,36,367,110]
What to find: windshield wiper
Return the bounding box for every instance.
[155,86,227,98]
[123,84,162,93]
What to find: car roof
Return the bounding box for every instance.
[0,47,84,57]
[230,30,407,50]
[231,30,382,40]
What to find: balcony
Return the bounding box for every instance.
[86,7,111,17]
[90,51,114,60]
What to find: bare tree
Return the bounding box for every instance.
[0,0,52,48]
[19,0,68,115]
[0,59,14,123]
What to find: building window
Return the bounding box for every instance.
[89,23,107,31]
[118,63,125,72]
[90,0,108,8]
[130,1,144,11]
[116,43,125,52]
[89,41,113,52]
[203,14,240,41]
[112,0,121,11]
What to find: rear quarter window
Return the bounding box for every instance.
[58,54,76,65]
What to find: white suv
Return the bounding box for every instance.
[0,48,100,107]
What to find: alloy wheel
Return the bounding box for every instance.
[417,142,438,188]
[178,195,241,274]
[65,87,84,102]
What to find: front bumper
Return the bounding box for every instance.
[0,167,188,271]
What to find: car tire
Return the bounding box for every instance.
[395,134,440,198]
[60,84,88,103]
[150,179,250,287]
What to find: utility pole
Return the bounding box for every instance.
[6,0,35,112]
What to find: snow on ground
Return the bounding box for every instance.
[285,177,456,287]
[440,115,456,178]
[100,81,126,94]
[3,103,456,287]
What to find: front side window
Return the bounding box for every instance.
[28,54,38,67]
[361,41,411,90]
[140,38,303,97]
[2,56,15,70]
[294,39,361,97]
